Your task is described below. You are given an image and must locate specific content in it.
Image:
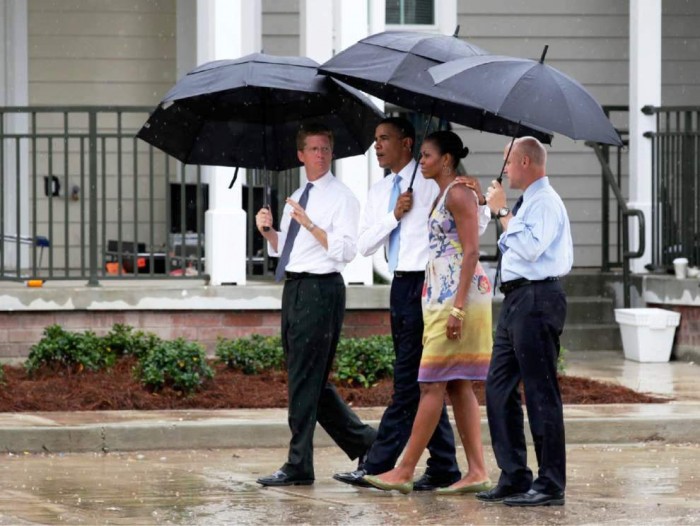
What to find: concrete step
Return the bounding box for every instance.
[559,270,622,298]
[561,323,622,351]
[493,296,616,325]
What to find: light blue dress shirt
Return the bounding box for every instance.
[498,177,573,282]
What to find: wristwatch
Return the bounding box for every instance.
[497,207,510,218]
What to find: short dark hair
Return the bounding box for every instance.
[296,123,334,151]
[379,117,416,145]
[424,130,469,169]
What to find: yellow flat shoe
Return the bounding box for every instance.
[436,479,492,495]
[363,475,413,494]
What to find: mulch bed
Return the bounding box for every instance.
[0,358,668,412]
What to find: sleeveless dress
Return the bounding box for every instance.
[419,181,493,382]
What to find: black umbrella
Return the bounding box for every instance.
[319,29,552,187]
[137,53,384,171]
[428,46,623,147]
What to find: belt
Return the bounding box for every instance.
[393,270,425,278]
[285,271,340,280]
[499,277,559,294]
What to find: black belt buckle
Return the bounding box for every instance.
[499,278,530,294]
[394,270,424,278]
[285,271,339,280]
[499,276,559,294]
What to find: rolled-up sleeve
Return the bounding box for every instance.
[266,203,291,257]
[499,203,562,262]
[326,193,360,263]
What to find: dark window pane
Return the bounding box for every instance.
[386,0,434,25]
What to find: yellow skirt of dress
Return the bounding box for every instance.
[419,255,493,382]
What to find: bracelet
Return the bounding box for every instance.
[450,307,465,321]
[306,221,315,231]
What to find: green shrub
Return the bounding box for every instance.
[104,323,162,359]
[334,335,394,388]
[215,334,284,374]
[25,325,115,374]
[557,346,568,374]
[137,338,213,394]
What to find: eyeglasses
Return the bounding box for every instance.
[303,146,332,155]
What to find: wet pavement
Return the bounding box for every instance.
[0,351,698,524]
[0,443,698,525]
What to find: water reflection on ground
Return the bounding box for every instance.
[0,443,698,525]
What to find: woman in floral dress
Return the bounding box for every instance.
[365,130,493,495]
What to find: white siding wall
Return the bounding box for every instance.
[26,0,177,273]
[262,0,300,56]
[457,0,700,267]
[28,0,176,106]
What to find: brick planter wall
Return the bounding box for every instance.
[0,310,392,360]
[647,303,700,361]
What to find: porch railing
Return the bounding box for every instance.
[587,106,645,308]
[643,105,700,269]
[0,106,211,283]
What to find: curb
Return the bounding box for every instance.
[1,404,698,453]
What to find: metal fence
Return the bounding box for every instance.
[644,105,700,269]
[0,106,298,283]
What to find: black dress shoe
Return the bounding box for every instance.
[256,469,314,487]
[332,469,371,488]
[475,485,528,502]
[413,471,461,492]
[504,489,565,507]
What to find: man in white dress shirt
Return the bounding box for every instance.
[255,123,377,487]
[333,117,491,490]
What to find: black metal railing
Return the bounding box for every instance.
[643,105,700,270]
[0,106,211,283]
[587,105,645,308]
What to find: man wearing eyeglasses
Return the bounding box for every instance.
[255,123,377,487]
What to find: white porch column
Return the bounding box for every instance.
[190,0,261,285]
[0,0,29,271]
[628,0,661,273]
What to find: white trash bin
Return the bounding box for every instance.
[614,308,681,362]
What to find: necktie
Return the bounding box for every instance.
[495,195,524,292]
[275,182,313,282]
[387,175,402,273]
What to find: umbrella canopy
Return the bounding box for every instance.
[137,53,384,171]
[428,50,623,146]
[319,30,551,143]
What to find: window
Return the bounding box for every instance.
[386,0,435,25]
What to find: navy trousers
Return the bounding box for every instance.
[363,272,460,477]
[486,280,568,494]
[281,274,377,479]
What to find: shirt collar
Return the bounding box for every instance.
[391,159,418,182]
[523,176,550,201]
[309,170,334,190]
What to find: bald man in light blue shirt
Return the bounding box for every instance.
[478,137,573,508]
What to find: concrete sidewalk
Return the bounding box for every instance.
[0,351,698,453]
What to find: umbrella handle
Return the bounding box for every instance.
[263,171,271,232]
[497,125,521,184]
[409,110,434,191]
[408,153,422,191]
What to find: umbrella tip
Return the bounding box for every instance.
[539,44,549,64]
[453,25,460,37]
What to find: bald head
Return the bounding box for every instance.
[514,137,547,167]
[502,136,547,190]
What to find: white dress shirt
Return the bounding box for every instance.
[268,171,360,274]
[358,159,491,272]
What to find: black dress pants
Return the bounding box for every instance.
[486,280,567,494]
[281,273,377,479]
[363,272,460,477]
